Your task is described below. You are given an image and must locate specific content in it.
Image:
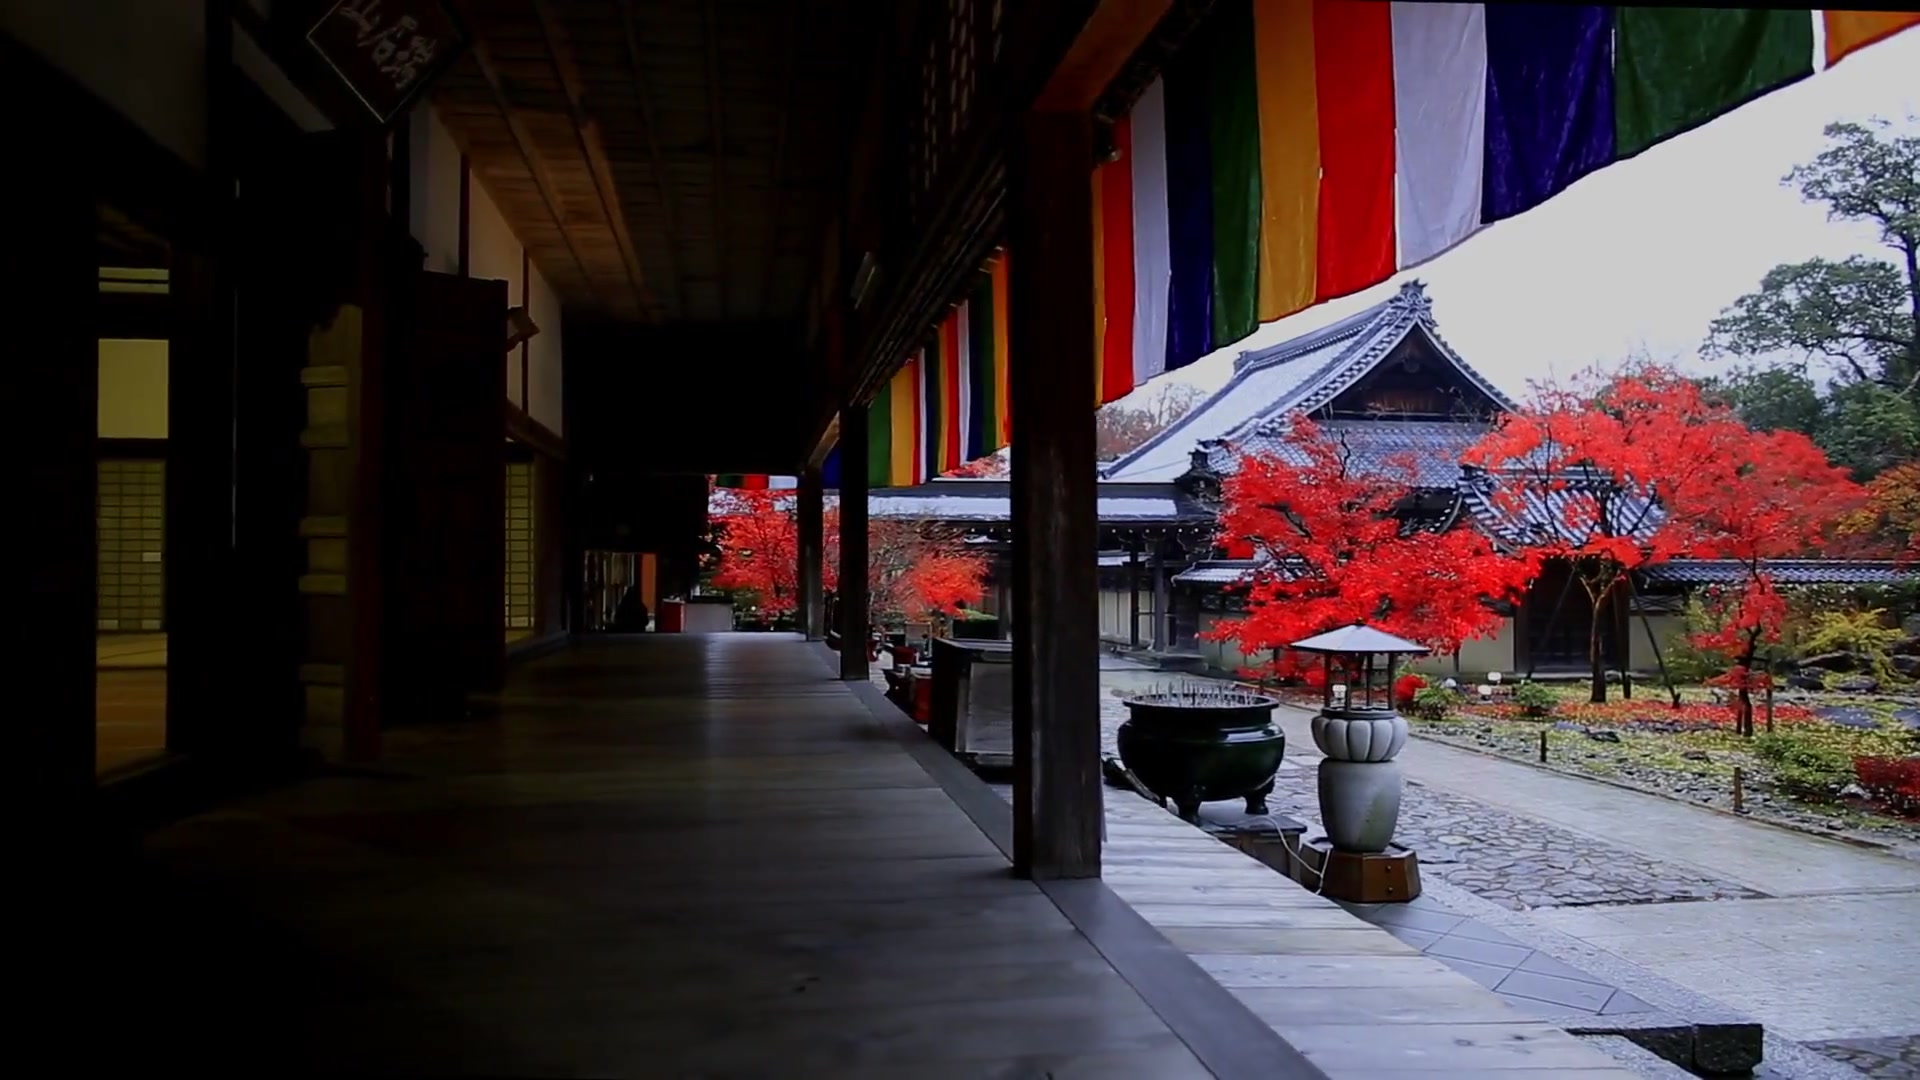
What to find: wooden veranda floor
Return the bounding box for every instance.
[50,634,1640,1077]
[61,636,1215,1076]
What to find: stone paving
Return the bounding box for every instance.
[1090,668,1761,910]
[1805,1036,1920,1079]
[1260,757,1762,910]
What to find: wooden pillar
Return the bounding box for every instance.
[1151,548,1169,652]
[166,1,241,758]
[286,132,393,763]
[1128,543,1142,649]
[166,244,233,757]
[14,114,97,820]
[837,405,870,679]
[1009,110,1102,879]
[798,465,826,640]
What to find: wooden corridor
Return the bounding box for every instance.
[52,635,1640,1077]
[66,636,1215,1076]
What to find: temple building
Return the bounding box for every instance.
[845,281,1912,679]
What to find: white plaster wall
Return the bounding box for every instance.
[409,104,464,276]
[526,262,563,433]
[1415,618,1518,679]
[3,0,207,168]
[1197,611,1266,675]
[1630,614,1686,673]
[467,171,525,406]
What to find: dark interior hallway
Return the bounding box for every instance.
[45,636,1206,1077]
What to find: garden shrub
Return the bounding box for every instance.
[1665,597,1734,684]
[1511,681,1557,718]
[1798,608,1904,682]
[1410,685,1454,721]
[1753,732,1856,800]
[1394,673,1427,708]
[1853,757,1920,815]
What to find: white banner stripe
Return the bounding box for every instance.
[1391,2,1488,268]
[1130,78,1173,387]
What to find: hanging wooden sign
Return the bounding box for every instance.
[306,0,466,125]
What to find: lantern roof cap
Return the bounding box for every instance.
[1290,623,1429,656]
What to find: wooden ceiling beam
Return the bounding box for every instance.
[617,0,688,321]
[465,34,616,312]
[531,0,658,322]
[757,0,806,322]
[702,0,731,321]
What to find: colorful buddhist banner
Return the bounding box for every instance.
[866,253,1012,486]
[1090,4,1910,391]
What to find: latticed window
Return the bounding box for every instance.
[910,0,1002,217]
[97,459,164,632]
[505,462,534,630]
[949,0,973,139]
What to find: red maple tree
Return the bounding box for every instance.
[1464,366,1734,703]
[1208,417,1537,682]
[1672,425,1864,734]
[708,488,987,623]
[843,519,989,624]
[1466,365,1866,712]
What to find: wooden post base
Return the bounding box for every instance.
[1287,838,1422,903]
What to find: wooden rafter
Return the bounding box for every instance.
[531,0,658,321]
[702,0,731,320]
[465,34,612,311]
[617,0,688,321]
[757,0,806,321]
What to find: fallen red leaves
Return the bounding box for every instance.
[1473,697,1815,729]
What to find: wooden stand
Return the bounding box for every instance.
[1286,837,1422,903]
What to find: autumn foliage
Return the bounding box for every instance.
[1208,417,1536,680]
[1843,461,1920,561]
[708,487,987,623]
[1466,364,1865,723]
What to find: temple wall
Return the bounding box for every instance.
[408,103,564,433]
[1629,614,1686,673]
[3,0,206,167]
[1098,585,1132,641]
[1196,612,1268,676]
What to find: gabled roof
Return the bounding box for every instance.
[1101,281,1516,483]
[706,479,1213,526]
[1218,417,1495,487]
[1642,559,1917,587]
[1459,465,1665,551]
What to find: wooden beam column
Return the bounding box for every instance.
[13,115,96,820]
[837,405,870,680]
[1152,547,1169,652]
[1009,110,1102,879]
[798,465,826,641]
[283,131,393,764]
[1128,543,1142,649]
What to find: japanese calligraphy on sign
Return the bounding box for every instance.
[307,0,466,124]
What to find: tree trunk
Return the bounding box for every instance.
[1588,579,1611,704]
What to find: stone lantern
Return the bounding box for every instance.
[1288,623,1427,902]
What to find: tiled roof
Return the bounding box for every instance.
[1458,465,1665,550]
[1213,417,1494,487]
[1102,281,1516,483]
[1172,559,1267,585]
[1642,560,1917,587]
[710,480,1213,525]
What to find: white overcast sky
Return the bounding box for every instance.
[1113,28,1920,409]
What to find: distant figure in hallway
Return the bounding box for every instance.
[612,586,650,632]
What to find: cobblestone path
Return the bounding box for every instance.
[1092,669,1759,910]
[1805,1035,1920,1079]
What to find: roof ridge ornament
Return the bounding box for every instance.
[1391,279,1434,321]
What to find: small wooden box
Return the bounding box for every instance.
[1286,838,1422,903]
